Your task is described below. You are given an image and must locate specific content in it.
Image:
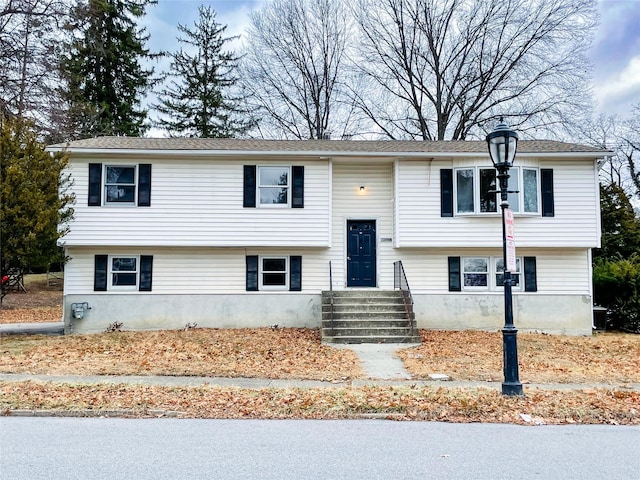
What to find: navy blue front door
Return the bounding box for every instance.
[347,220,376,287]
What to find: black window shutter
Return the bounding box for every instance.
[448,256,461,291]
[290,256,302,291]
[88,163,102,206]
[541,169,554,217]
[441,169,454,217]
[243,165,256,207]
[139,255,153,291]
[94,255,108,291]
[292,166,304,208]
[138,164,152,207]
[246,255,258,291]
[524,257,537,292]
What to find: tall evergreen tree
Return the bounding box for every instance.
[153,5,250,138]
[59,0,156,139]
[0,117,74,278]
[594,183,640,261]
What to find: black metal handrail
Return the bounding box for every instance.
[394,261,416,336]
[328,261,334,336]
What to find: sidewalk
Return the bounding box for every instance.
[2,372,637,391]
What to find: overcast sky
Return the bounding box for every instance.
[143,0,640,119]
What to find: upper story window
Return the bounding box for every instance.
[259,166,289,206]
[88,163,151,207]
[105,166,136,204]
[454,167,539,215]
[243,165,304,209]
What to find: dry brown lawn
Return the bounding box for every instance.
[2,284,639,424]
[0,328,363,381]
[398,330,640,385]
[1,326,638,385]
[1,274,63,324]
[1,382,637,424]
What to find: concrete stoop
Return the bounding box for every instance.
[321,290,420,344]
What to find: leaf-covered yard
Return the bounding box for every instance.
[0,328,362,381]
[1,281,639,425]
[399,330,640,384]
[1,382,637,425]
[1,328,638,385]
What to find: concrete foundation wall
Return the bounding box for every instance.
[413,293,593,336]
[64,292,592,336]
[64,294,321,334]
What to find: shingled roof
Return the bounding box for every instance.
[48,136,610,155]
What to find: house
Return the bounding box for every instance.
[47,137,607,336]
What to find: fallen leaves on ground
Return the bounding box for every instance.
[0,328,363,381]
[1,381,637,425]
[1,274,62,323]
[397,330,640,384]
[0,307,62,324]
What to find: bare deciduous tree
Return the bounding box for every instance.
[0,0,69,139]
[351,0,597,140]
[240,0,359,139]
[621,105,640,198]
[575,106,640,202]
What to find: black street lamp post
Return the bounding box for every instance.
[486,120,524,396]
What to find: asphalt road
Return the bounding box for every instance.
[1,418,638,479]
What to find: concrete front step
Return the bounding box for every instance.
[322,319,412,328]
[322,335,422,344]
[323,296,405,305]
[322,327,416,337]
[322,311,408,320]
[322,289,401,297]
[322,302,405,310]
[321,290,418,344]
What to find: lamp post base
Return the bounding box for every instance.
[502,382,524,396]
[502,327,524,396]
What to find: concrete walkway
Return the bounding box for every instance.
[332,343,418,379]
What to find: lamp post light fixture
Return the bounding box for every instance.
[486,119,524,396]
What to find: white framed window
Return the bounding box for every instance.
[109,255,139,290]
[259,256,289,290]
[462,256,523,291]
[105,165,136,205]
[258,166,290,207]
[455,167,540,215]
[462,257,489,289]
[495,257,522,290]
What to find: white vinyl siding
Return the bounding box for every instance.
[395,158,600,248]
[64,158,330,247]
[64,247,591,296]
[330,161,395,289]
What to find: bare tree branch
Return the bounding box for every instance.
[240,0,361,139]
[351,0,597,140]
